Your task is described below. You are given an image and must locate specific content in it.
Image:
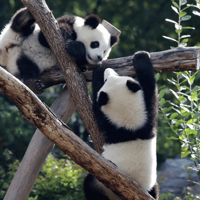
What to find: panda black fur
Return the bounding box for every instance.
[84,51,159,200]
[0,8,119,93]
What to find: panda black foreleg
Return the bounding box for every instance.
[11,8,36,37]
[148,183,159,200]
[17,55,45,94]
[132,51,155,96]
[84,174,110,200]
[65,39,87,67]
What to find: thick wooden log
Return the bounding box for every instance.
[3,85,77,200]
[1,68,154,200]
[40,46,200,87]
[21,0,104,153]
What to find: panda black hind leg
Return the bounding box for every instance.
[84,174,110,200]
[17,55,45,94]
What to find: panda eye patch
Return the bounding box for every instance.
[91,41,99,48]
[104,50,106,53]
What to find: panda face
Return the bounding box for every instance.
[97,68,147,131]
[73,16,118,65]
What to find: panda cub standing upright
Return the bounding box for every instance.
[84,51,159,200]
[0,8,119,93]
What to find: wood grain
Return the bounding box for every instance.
[39,46,200,87]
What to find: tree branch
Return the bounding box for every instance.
[21,0,104,154]
[0,67,154,200]
[39,46,200,88]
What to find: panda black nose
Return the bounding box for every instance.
[97,56,102,61]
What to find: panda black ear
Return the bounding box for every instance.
[11,8,35,35]
[84,14,101,29]
[98,91,109,107]
[126,80,141,93]
[110,35,119,47]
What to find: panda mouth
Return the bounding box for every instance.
[88,54,93,61]
[87,54,101,64]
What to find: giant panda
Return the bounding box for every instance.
[0,8,119,93]
[84,51,159,200]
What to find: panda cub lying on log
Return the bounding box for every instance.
[0,8,119,93]
[84,51,159,200]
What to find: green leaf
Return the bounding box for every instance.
[155,73,160,81]
[167,79,176,85]
[179,96,185,102]
[193,10,200,17]
[181,151,190,158]
[182,26,195,30]
[182,73,191,85]
[181,15,191,21]
[181,0,187,5]
[190,76,195,84]
[162,36,178,43]
[159,89,165,99]
[166,137,179,140]
[175,29,182,34]
[170,89,179,99]
[181,109,188,116]
[179,12,187,17]
[165,18,177,24]
[180,35,191,38]
[170,113,179,120]
[180,38,188,44]
[171,6,179,14]
[191,93,198,101]
[172,1,179,8]
[176,72,182,75]
[160,98,166,106]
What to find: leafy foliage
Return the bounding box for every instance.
[0,154,85,200]
[29,154,85,200]
[161,0,200,180]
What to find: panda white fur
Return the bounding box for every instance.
[84,51,159,200]
[0,8,119,93]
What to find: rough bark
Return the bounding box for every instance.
[21,0,104,154]
[40,46,200,88]
[3,85,77,200]
[0,67,154,200]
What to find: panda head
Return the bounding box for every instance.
[96,68,147,130]
[74,15,119,65]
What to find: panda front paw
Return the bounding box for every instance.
[133,51,150,62]
[65,39,76,56]
[132,51,152,70]
[24,79,45,94]
[35,80,45,94]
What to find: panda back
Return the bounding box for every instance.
[21,24,57,73]
[103,137,157,191]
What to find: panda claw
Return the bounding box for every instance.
[35,80,45,92]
